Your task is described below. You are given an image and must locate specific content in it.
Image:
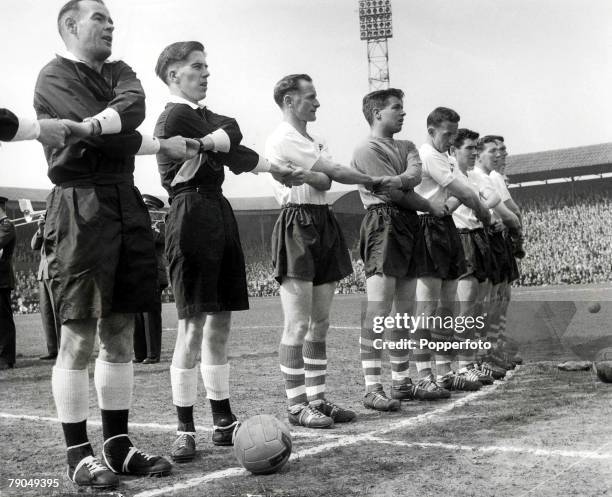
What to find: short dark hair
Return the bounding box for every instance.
[426,107,460,128]
[476,135,499,152]
[57,0,105,35]
[453,128,479,149]
[273,74,312,108]
[483,134,504,143]
[155,41,205,85]
[361,88,404,125]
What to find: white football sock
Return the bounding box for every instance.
[171,365,198,407]
[200,363,230,400]
[52,367,89,423]
[94,359,133,410]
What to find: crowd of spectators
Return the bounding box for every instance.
[11,270,39,314]
[9,189,612,309]
[516,192,612,286]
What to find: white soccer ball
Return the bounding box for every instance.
[233,415,292,475]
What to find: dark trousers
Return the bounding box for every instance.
[134,289,163,361]
[0,288,16,366]
[39,280,60,355]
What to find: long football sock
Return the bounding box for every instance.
[171,365,198,432]
[303,340,327,402]
[360,318,382,392]
[209,399,232,425]
[413,328,432,379]
[53,366,91,462]
[201,363,232,424]
[279,343,307,405]
[388,328,410,384]
[94,359,133,441]
[53,366,90,424]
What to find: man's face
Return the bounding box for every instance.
[172,51,210,103]
[478,141,499,173]
[454,138,478,171]
[289,80,320,122]
[377,96,405,134]
[495,140,507,172]
[429,120,459,153]
[72,1,114,61]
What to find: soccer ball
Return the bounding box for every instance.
[593,347,612,383]
[588,302,601,313]
[233,415,292,475]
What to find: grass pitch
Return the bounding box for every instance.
[1,284,611,496]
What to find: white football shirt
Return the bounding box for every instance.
[265,121,330,206]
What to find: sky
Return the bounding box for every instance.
[1,0,611,198]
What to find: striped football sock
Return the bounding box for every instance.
[279,343,307,406]
[487,321,499,347]
[361,320,382,392]
[413,328,432,379]
[388,328,410,384]
[303,340,327,402]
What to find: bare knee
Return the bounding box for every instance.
[57,320,97,369]
[282,318,309,346]
[202,329,229,356]
[173,317,205,368]
[97,314,134,363]
[306,317,329,342]
[184,326,204,352]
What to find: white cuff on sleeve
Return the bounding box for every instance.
[251,156,271,174]
[92,107,121,134]
[137,135,161,155]
[208,128,231,153]
[13,117,40,141]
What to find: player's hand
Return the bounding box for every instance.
[60,119,93,139]
[184,138,201,159]
[37,119,70,147]
[159,136,201,160]
[492,219,505,231]
[371,175,402,194]
[269,162,293,178]
[476,208,491,227]
[284,167,308,187]
[364,176,380,192]
[428,199,448,218]
[270,163,306,187]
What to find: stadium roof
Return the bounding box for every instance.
[506,142,612,183]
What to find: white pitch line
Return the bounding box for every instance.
[134,467,248,496]
[376,372,515,435]
[517,440,612,497]
[133,377,512,497]
[368,438,612,460]
[0,413,214,433]
[134,432,383,497]
[0,412,338,440]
